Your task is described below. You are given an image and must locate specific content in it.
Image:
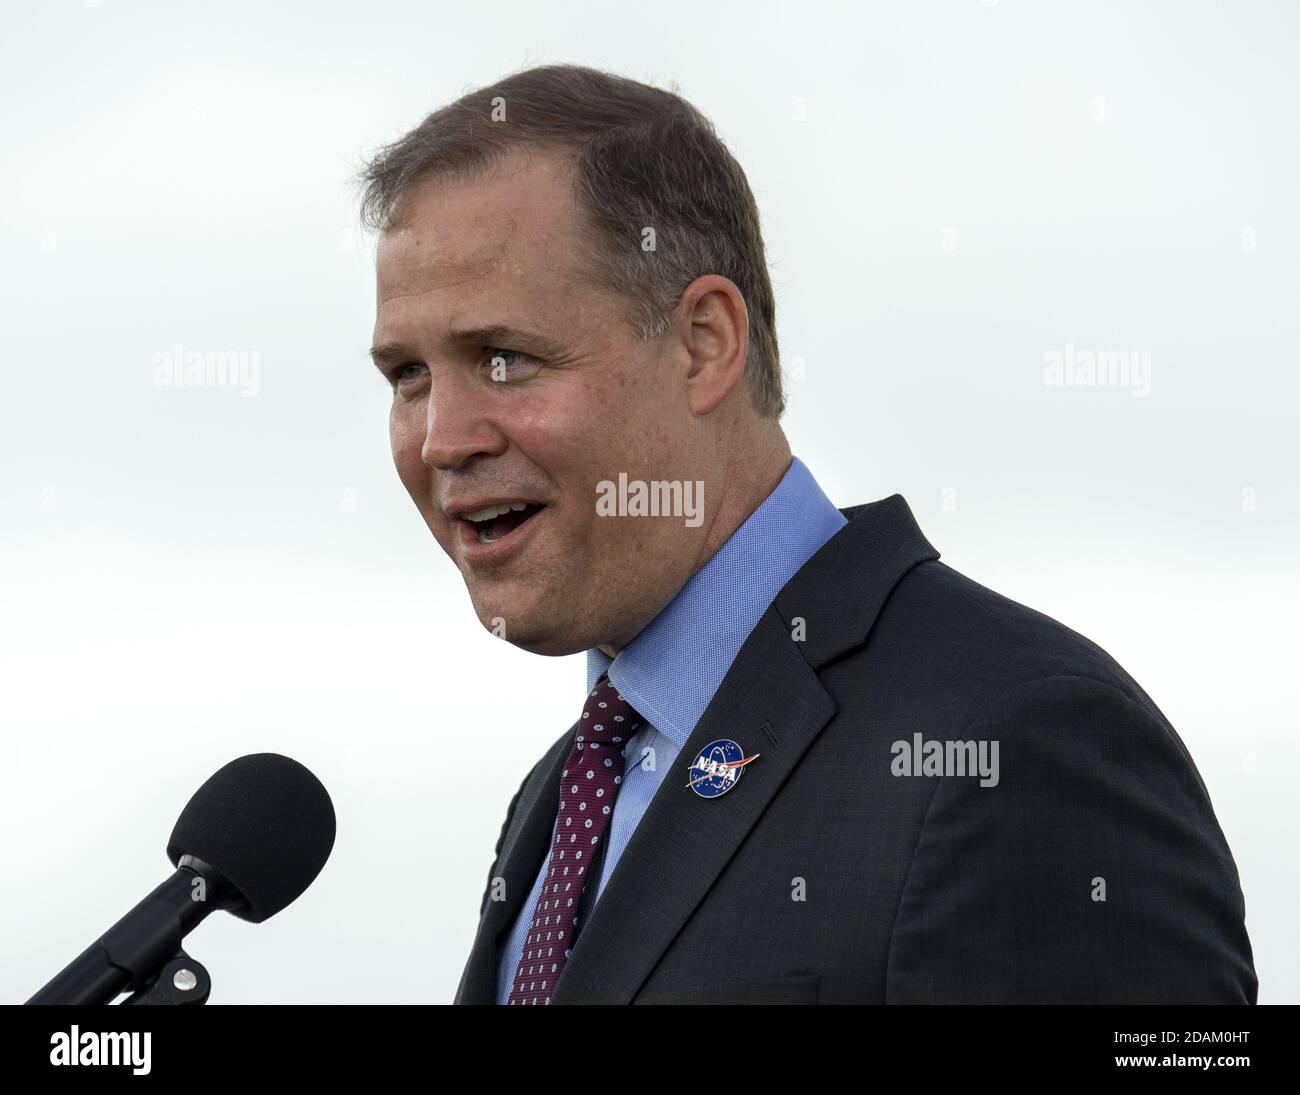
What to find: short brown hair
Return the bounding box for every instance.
[356,63,784,418]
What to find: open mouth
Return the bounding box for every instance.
[459,502,546,545]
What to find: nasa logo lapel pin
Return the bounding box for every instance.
[686,739,760,799]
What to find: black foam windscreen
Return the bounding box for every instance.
[166,753,336,923]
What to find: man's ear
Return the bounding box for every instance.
[679,275,749,416]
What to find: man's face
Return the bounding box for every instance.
[372,148,718,656]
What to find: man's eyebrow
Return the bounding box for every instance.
[368,325,569,370]
[368,341,413,371]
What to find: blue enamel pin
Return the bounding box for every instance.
[686,739,760,798]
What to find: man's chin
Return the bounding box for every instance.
[466,591,577,656]
[475,614,588,657]
[507,633,591,657]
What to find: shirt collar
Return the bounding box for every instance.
[585,455,847,750]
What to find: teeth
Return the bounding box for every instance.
[462,501,531,523]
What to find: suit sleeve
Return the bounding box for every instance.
[885,674,1257,1003]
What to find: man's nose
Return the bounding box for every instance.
[420,377,507,470]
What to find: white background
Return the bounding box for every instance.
[2,0,1296,1003]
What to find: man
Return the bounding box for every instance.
[359,64,1256,1004]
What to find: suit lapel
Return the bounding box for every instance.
[551,493,940,1003]
[453,726,572,1003]
[550,609,834,1003]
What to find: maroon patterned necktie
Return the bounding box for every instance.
[507,673,643,1005]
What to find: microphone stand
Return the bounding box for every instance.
[27,857,240,1006]
[120,946,211,1005]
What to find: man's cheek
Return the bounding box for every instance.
[390,413,425,472]
[393,444,428,499]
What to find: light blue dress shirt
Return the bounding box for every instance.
[496,455,847,1002]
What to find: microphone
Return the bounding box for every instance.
[26,753,335,1005]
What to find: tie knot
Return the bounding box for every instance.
[576,674,643,751]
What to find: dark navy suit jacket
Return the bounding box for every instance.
[454,495,1257,1003]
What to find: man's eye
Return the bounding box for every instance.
[394,362,427,385]
[482,347,541,381]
